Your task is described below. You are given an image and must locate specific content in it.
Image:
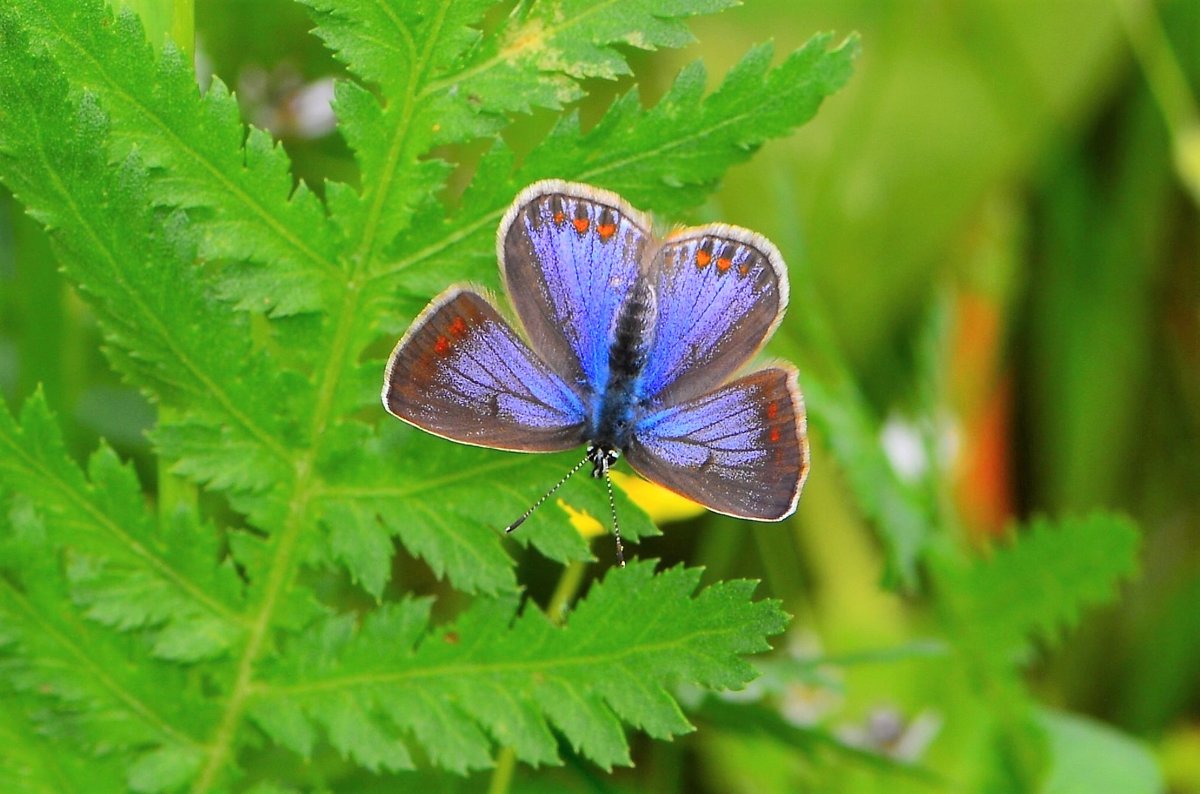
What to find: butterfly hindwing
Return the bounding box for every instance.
[499,180,653,395]
[383,288,587,452]
[639,225,788,407]
[626,366,809,520]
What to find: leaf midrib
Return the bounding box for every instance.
[252,623,732,697]
[192,2,454,788]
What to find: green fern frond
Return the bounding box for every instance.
[944,514,1140,666]
[0,12,302,517]
[249,562,786,772]
[13,0,342,316]
[0,492,212,791]
[305,0,739,141]
[317,424,655,597]
[379,34,860,310]
[0,392,245,660]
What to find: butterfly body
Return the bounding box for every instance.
[384,181,809,556]
[590,278,655,455]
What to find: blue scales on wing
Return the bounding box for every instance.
[382,288,586,452]
[638,225,789,408]
[499,181,653,399]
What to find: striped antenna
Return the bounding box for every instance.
[602,468,625,567]
[504,454,590,534]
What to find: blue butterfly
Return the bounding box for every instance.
[383,181,809,566]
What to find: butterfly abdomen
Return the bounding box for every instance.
[591,280,656,451]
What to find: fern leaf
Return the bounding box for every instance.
[1,0,835,784]
[379,34,859,305]
[433,0,739,131]
[566,35,860,213]
[12,0,342,315]
[0,700,126,793]
[0,393,245,661]
[0,10,302,513]
[0,507,212,792]
[944,514,1140,666]
[317,423,657,597]
[301,0,494,99]
[305,0,737,143]
[249,563,787,772]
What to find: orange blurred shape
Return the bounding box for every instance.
[951,291,1014,538]
[957,376,1014,537]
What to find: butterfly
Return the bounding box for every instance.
[382,181,809,566]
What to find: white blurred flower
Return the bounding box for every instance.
[881,416,927,482]
[238,65,337,139]
[778,629,844,726]
[780,682,843,727]
[880,412,961,483]
[837,705,942,762]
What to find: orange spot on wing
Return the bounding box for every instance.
[553,211,565,224]
[573,218,590,234]
[696,249,712,268]
[716,257,732,273]
[597,223,616,241]
[434,336,450,356]
[766,401,779,420]
[739,263,750,276]
[769,427,781,443]
[448,316,468,338]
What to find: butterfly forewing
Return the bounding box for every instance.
[383,288,587,452]
[626,367,808,520]
[499,180,653,395]
[639,225,788,408]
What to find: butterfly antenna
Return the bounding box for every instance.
[505,454,590,534]
[603,469,626,568]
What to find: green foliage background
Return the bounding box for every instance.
[0,0,1195,792]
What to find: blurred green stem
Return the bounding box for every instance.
[695,519,743,584]
[487,747,517,794]
[751,521,803,605]
[546,558,588,626]
[1115,0,1200,204]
